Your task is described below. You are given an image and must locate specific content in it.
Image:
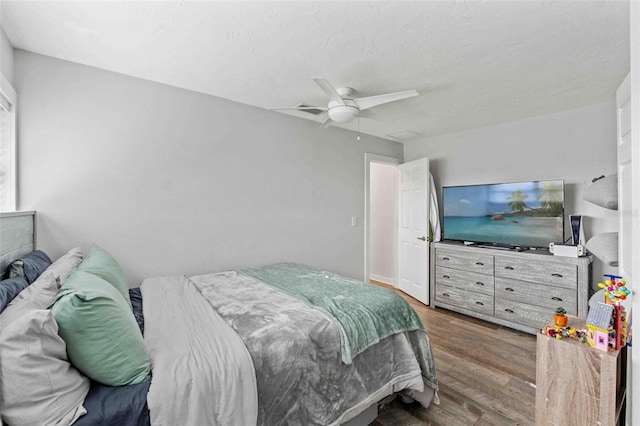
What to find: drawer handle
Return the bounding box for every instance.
[475,301,484,306]
[442,257,450,261]
[551,296,563,301]
[475,262,484,266]
[504,266,515,270]
[442,293,450,297]
[504,287,514,292]
[551,273,563,278]
[505,308,515,314]
[442,275,450,279]
[475,281,485,286]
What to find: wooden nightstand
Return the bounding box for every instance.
[535,316,627,426]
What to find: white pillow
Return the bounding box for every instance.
[585,232,618,267]
[0,271,59,327]
[46,247,84,287]
[0,310,89,426]
[584,174,618,210]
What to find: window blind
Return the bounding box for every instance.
[0,75,16,212]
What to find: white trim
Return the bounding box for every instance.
[0,75,16,105]
[0,73,17,212]
[628,2,640,424]
[364,153,400,286]
[369,274,395,286]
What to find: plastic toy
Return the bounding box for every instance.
[598,274,630,304]
[586,302,614,351]
[553,307,568,326]
[541,325,587,342]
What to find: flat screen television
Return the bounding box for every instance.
[442,179,564,249]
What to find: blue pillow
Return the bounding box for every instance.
[129,288,144,335]
[0,276,29,313]
[73,378,151,426]
[7,250,52,284]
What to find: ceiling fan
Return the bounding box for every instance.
[272,78,419,128]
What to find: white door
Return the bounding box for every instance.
[397,158,429,304]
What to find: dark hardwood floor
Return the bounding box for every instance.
[370,281,537,425]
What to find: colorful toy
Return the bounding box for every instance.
[541,325,587,342]
[586,302,614,350]
[541,273,631,351]
[617,307,628,349]
[585,300,628,351]
[553,307,568,326]
[593,329,610,351]
[590,274,631,350]
[598,274,630,304]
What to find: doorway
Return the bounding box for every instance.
[365,154,432,305]
[364,154,399,287]
[368,161,398,286]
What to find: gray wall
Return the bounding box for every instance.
[404,102,620,288]
[15,50,403,285]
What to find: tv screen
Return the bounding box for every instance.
[442,179,564,248]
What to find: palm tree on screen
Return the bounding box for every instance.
[536,181,563,215]
[507,190,529,213]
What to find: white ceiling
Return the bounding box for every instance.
[0,1,630,142]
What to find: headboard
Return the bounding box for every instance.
[0,211,36,273]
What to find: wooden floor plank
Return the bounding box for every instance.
[473,341,537,384]
[434,381,516,426]
[446,357,513,388]
[429,346,457,374]
[420,383,484,424]
[503,375,537,409]
[442,368,535,423]
[371,281,537,425]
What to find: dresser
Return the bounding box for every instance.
[431,242,592,334]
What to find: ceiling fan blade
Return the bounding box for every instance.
[270,106,328,111]
[313,78,345,106]
[354,89,419,111]
[319,116,333,128]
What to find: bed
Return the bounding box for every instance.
[0,211,438,426]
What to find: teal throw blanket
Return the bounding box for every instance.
[242,263,424,364]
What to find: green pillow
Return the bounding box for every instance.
[51,271,150,386]
[77,244,131,309]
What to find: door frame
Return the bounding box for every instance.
[627,3,639,422]
[364,153,400,286]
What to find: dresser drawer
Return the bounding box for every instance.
[495,277,577,314]
[435,284,494,316]
[435,266,494,295]
[494,256,576,289]
[494,299,553,330]
[435,250,494,275]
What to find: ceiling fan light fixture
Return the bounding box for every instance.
[328,105,359,123]
[273,78,419,129]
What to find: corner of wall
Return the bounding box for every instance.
[1,26,15,85]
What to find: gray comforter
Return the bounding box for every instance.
[190,270,438,425]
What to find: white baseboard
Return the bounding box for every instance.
[370,274,395,286]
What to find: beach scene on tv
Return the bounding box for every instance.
[443,180,564,248]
